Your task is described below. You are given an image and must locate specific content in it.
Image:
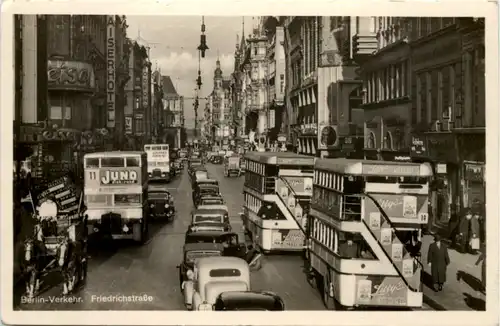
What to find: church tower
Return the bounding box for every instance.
[213,54,223,90]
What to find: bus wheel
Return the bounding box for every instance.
[323,271,336,310]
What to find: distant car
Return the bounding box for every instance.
[147,187,175,221]
[213,291,285,311]
[212,155,223,165]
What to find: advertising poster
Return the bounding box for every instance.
[403,195,417,218]
[402,259,414,278]
[370,277,407,306]
[287,196,296,209]
[272,230,282,246]
[125,116,133,134]
[294,205,303,221]
[280,230,304,248]
[369,212,381,229]
[304,177,313,194]
[279,186,289,198]
[356,280,372,304]
[380,228,392,245]
[391,243,403,261]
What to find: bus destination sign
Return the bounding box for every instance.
[362,163,420,176]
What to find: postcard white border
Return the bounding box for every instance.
[1,0,498,325]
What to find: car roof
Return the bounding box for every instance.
[184,242,224,252]
[193,208,226,215]
[217,291,283,309]
[185,230,235,237]
[196,178,218,182]
[196,256,248,269]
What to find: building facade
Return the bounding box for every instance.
[209,58,232,147]
[161,75,184,149]
[261,17,287,147]
[353,17,485,225]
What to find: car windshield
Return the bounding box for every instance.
[202,199,223,205]
[185,234,225,244]
[148,192,169,200]
[194,215,222,223]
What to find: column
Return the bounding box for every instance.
[258,110,266,134]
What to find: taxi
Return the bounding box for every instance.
[183,256,251,310]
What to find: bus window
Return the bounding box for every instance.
[126,157,140,167]
[338,232,376,260]
[152,145,162,150]
[343,176,364,195]
[265,165,277,177]
[161,146,169,150]
[148,161,157,167]
[145,146,151,151]
[85,158,99,168]
[101,157,125,167]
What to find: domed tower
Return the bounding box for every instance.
[213,55,223,89]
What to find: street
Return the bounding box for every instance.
[15,164,325,310]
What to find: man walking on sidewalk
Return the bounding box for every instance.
[427,234,450,292]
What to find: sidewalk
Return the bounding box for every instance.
[420,234,486,310]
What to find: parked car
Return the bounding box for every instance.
[213,291,285,310]
[147,186,175,221]
[182,256,251,310]
[193,184,220,206]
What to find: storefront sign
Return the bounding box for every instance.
[425,133,458,163]
[100,169,138,185]
[142,66,149,109]
[410,134,427,157]
[464,162,484,182]
[106,16,116,128]
[47,60,95,91]
[125,116,133,135]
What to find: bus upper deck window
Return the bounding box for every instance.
[85,158,99,168]
[101,157,124,167]
[161,146,169,150]
[152,145,162,150]
[126,157,140,167]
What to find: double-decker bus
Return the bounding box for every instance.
[240,152,315,253]
[144,144,170,182]
[83,151,149,243]
[306,158,433,310]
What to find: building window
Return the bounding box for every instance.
[254,47,258,56]
[134,118,144,134]
[368,132,376,149]
[430,70,439,122]
[418,73,426,123]
[441,66,450,117]
[383,131,393,150]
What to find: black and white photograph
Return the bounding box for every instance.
[1,1,498,325]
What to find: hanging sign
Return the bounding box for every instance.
[106,16,116,128]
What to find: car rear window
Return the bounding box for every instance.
[209,268,241,277]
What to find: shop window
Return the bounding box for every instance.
[337,231,376,259]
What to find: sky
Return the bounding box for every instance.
[126,16,259,129]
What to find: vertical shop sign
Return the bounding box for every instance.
[106,16,116,128]
[142,66,149,109]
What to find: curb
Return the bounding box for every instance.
[423,294,447,311]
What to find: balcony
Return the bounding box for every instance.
[352,33,378,62]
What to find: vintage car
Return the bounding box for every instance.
[193,184,220,206]
[213,291,286,311]
[177,242,224,291]
[188,158,203,173]
[183,256,251,310]
[189,208,231,232]
[191,170,209,183]
[147,186,175,221]
[193,178,219,191]
[224,155,242,177]
[196,196,225,208]
[211,155,223,165]
[239,158,246,174]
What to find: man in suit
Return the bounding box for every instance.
[427,234,450,291]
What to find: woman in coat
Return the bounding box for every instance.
[427,234,450,291]
[458,209,472,253]
[469,213,481,253]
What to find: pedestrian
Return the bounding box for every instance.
[469,212,481,254]
[458,209,472,253]
[427,234,450,292]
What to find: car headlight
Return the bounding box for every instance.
[165,204,169,208]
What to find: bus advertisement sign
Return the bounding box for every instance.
[275,177,313,195]
[362,163,420,176]
[272,229,304,249]
[356,276,408,306]
[99,168,141,185]
[364,194,428,221]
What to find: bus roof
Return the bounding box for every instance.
[84,151,145,158]
[314,158,433,177]
[244,151,315,166]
